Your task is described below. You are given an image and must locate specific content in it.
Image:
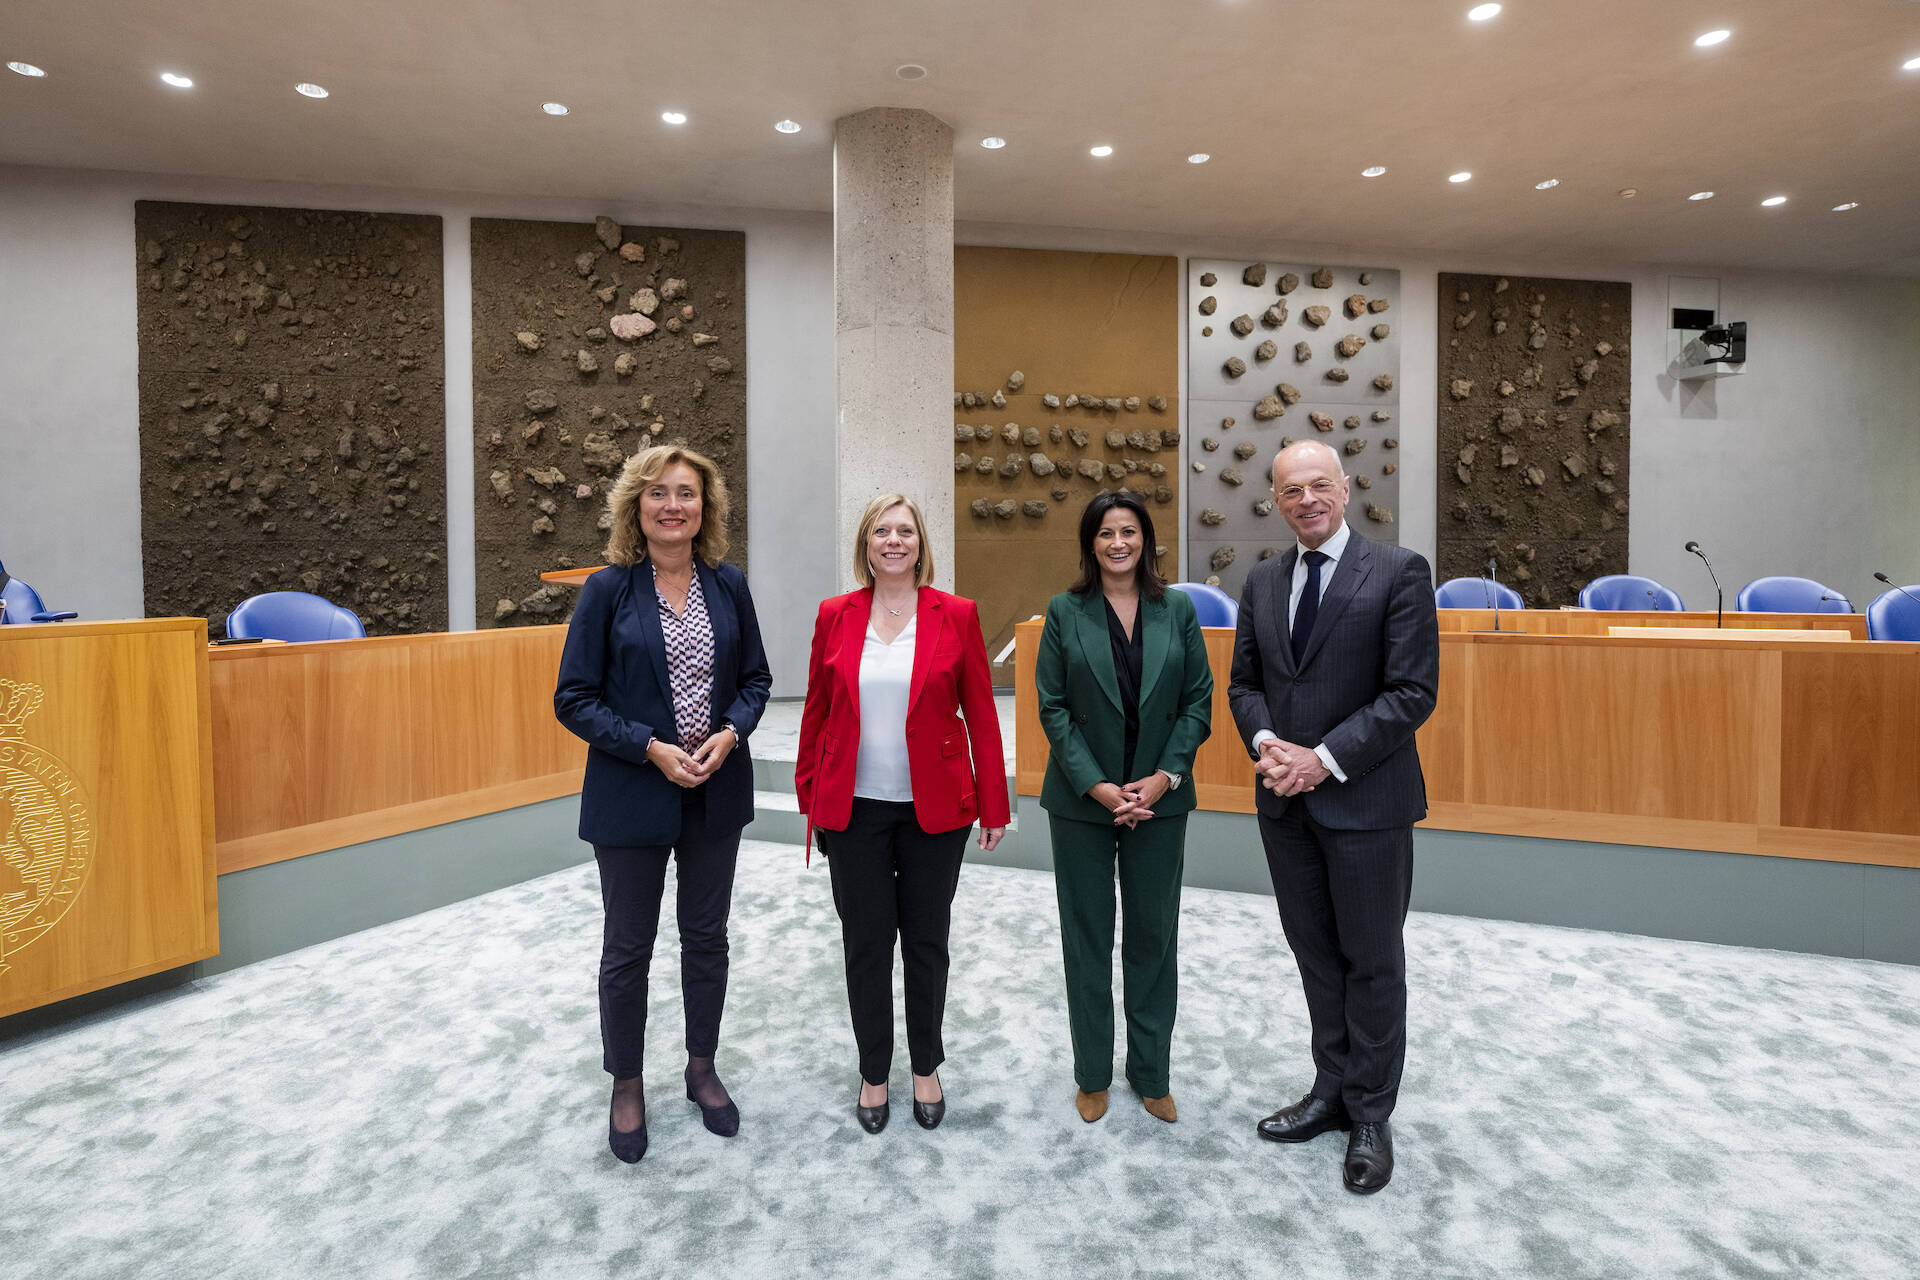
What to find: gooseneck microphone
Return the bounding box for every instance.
[1874,572,1920,610]
[1486,556,1504,633]
[1685,540,1723,628]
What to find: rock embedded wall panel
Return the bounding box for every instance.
[1186,260,1401,598]
[1435,273,1630,604]
[135,202,447,634]
[470,218,745,627]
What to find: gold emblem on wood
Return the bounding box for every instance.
[0,679,96,976]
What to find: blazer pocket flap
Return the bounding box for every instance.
[821,731,837,755]
[941,733,964,758]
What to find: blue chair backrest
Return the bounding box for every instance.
[1866,586,1920,642]
[1168,581,1238,627]
[1579,574,1685,611]
[1435,576,1524,610]
[1734,576,1850,613]
[1,574,49,624]
[226,591,367,642]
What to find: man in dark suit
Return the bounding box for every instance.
[1228,439,1439,1194]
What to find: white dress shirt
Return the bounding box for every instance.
[853,616,916,801]
[1252,520,1351,782]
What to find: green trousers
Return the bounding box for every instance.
[1048,812,1187,1096]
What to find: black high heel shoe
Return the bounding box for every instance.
[609,1097,648,1164]
[856,1085,890,1135]
[684,1067,740,1138]
[912,1074,945,1130]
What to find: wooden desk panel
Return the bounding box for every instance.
[1012,621,1920,868]
[211,627,585,873]
[1,618,217,1018]
[1438,609,1868,639]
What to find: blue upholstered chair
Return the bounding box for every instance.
[1435,576,1524,610]
[1734,576,1851,613]
[225,591,366,642]
[1579,574,1685,611]
[1865,586,1920,642]
[0,560,78,624]
[1168,581,1238,627]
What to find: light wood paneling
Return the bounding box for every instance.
[1437,608,1868,639]
[210,626,586,872]
[1012,621,1920,868]
[0,618,217,1018]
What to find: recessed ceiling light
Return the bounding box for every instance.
[1619,187,1638,198]
[979,136,1006,149]
[7,61,47,78]
[1688,191,1715,201]
[1534,178,1560,189]
[1187,153,1210,164]
[1089,145,1113,157]
[1904,55,1920,72]
[160,71,193,88]
[1361,165,1387,178]
[1448,171,1472,183]
[1694,29,1731,47]
[542,102,568,116]
[895,63,928,80]
[294,83,328,99]
[1832,202,1860,212]
[774,119,801,134]
[661,110,687,125]
[1467,3,1502,20]
[1761,195,1787,207]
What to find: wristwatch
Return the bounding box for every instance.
[1160,770,1183,790]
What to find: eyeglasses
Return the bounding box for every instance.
[1276,478,1341,502]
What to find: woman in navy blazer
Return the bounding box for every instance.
[796,494,1008,1134]
[554,444,770,1164]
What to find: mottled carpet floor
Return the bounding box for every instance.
[5,841,1918,1280]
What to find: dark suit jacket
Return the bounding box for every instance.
[1227,529,1439,830]
[554,559,772,847]
[795,587,1010,847]
[1034,587,1214,825]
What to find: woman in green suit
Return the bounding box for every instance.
[1035,490,1214,1124]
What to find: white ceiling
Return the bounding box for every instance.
[5,0,1919,275]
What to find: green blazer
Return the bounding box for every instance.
[1035,587,1214,825]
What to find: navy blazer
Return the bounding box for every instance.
[554,559,772,847]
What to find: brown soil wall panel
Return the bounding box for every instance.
[1436,272,1631,606]
[470,218,745,628]
[954,246,1180,679]
[135,202,448,635]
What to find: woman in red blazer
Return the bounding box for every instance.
[796,493,1009,1135]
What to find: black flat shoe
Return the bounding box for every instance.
[609,1100,648,1164]
[1343,1120,1394,1194]
[684,1068,740,1138]
[1257,1093,1352,1144]
[856,1089,890,1134]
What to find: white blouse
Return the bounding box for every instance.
[853,617,916,802]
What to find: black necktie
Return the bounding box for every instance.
[1291,550,1328,666]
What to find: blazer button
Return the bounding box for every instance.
[907,728,916,737]
[1292,676,1306,685]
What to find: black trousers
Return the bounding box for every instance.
[823,797,970,1085]
[592,786,742,1079]
[1258,804,1413,1122]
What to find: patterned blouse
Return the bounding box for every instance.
[654,564,716,749]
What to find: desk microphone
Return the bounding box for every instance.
[1819,594,1852,612]
[1486,556,1505,633]
[1685,540,1723,628]
[1874,572,1920,609]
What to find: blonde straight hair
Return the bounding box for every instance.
[851,493,936,589]
[604,444,731,566]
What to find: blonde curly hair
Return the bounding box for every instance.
[604,444,731,566]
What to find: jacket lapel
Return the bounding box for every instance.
[842,588,873,721]
[695,560,732,727]
[1298,531,1373,672]
[1077,590,1124,715]
[633,563,675,725]
[907,588,944,712]
[1137,593,1171,709]
[1276,548,1300,676]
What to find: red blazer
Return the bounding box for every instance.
[795,586,1010,856]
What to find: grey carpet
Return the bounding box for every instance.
[4,840,1917,1280]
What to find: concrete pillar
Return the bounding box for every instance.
[833,107,955,591]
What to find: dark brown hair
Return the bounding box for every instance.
[1069,490,1167,601]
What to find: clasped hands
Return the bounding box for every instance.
[1258,738,1329,797]
[646,729,736,788]
[1090,772,1171,828]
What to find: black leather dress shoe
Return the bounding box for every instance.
[856,1092,890,1134]
[609,1101,648,1164]
[1256,1094,1352,1143]
[1343,1120,1394,1194]
[913,1097,945,1130]
[684,1068,740,1138]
